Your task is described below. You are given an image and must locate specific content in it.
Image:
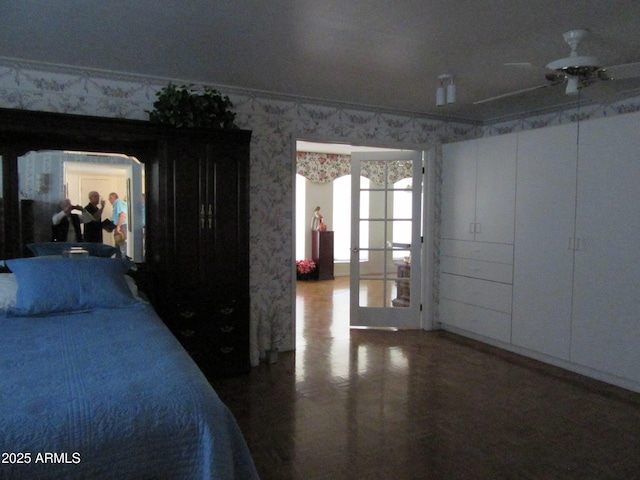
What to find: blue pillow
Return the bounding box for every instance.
[6,257,138,316]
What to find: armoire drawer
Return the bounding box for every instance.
[441,239,513,264]
[440,256,513,284]
[439,298,512,343]
[440,273,512,313]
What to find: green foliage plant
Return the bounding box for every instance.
[147,83,237,129]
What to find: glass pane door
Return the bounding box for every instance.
[350,151,423,328]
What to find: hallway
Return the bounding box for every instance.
[211,277,640,480]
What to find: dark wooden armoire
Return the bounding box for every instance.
[155,127,252,378]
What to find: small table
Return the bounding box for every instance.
[391,262,410,307]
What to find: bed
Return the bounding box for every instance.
[0,255,258,480]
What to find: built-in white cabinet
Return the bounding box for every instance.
[440,134,516,342]
[440,240,513,343]
[570,113,640,383]
[440,139,478,242]
[441,134,517,244]
[475,135,518,244]
[441,111,640,391]
[512,123,578,359]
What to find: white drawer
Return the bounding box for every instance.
[439,298,512,343]
[440,256,513,284]
[441,239,513,264]
[440,273,512,313]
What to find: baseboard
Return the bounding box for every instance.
[440,324,640,394]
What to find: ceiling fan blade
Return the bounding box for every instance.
[504,62,536,68]
[473,84,553,105]
[504,62,558,75]
[605,62,640,80]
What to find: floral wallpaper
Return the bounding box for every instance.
[297,152,414,185]
[2,57,640,367]
[296,152,351,183]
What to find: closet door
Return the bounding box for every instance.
[571,112,640,382]
[512,123,578,359]
[475,133,517,244]
[441,139,477,241]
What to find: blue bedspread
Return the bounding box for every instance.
[0,304,258,480]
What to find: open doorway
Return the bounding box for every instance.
[295,140,426,345]
[65,161,128,250]
[64,155,145,261]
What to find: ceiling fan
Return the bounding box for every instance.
[474,29,640,105]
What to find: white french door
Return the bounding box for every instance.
[350,150,423,328]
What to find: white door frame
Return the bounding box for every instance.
[292,139,437,350]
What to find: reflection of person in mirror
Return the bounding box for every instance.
[109,192,127,256]
[83,191,106,243]
[311,206,327,231]
[51,198,85,242]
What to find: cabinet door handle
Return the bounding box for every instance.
[220,325,234,333]
[200,204,206,229]
[568,237,574,251]
[220,346,234,354]
[470,223,475,234]
[208,204,213,229]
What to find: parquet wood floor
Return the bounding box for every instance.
[211,277,640,479]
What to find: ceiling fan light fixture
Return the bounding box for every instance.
[566,77,580,95]
[447,81,456,104]
[436,74,455,106]
[436,85,445,106]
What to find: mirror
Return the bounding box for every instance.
[18,150,145,262]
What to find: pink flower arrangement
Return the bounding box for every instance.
[296,258,316,275]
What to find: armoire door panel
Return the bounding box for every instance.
[213,158,241,213]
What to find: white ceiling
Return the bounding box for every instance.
[2,1,640,123]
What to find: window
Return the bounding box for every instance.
[392,177,413,260]
[333,175,369,262]
[296,174,306,261]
